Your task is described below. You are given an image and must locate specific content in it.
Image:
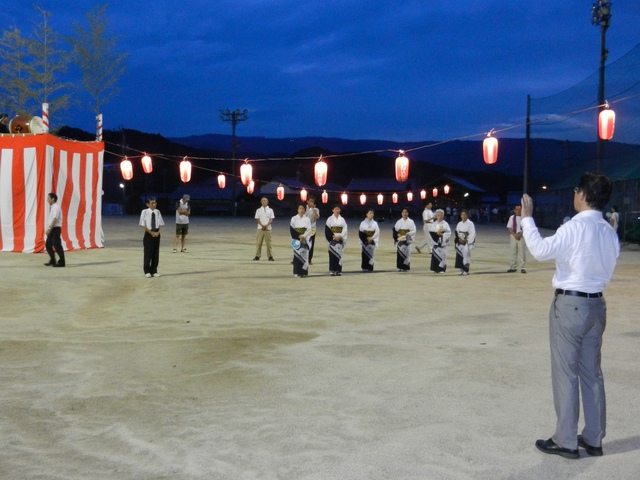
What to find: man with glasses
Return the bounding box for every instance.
[522,173,619,459]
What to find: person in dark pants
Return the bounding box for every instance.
[139,198,165,278]
[522,172,619,459]
[45,193,65,267]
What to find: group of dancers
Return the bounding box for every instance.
[289,199,477,278]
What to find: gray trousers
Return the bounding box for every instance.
[549,294,607,450]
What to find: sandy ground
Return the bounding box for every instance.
[1,215,639,480]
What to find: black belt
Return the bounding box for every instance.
[555,289,602,298]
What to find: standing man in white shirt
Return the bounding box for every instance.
[506,205,527,273]
[415,202,434,254]
[254,197,275,261]
[522,172,619,460]
[173,194,191,253]
[45,193,65,267]
[139,198,165,278]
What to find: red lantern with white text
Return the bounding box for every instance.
[407,191,413,202]
[444,184,450,195]
[392,193,398,204]
[432,188,438,198]
[180,157,192,183]
[420,189,426,200]
[322,190,328,204]
[240,161,252,186]
[395,150,409,182]
[141,154,153,174]
[247,180,255,194]
[598,106,615,141]
[341,192,348,205]
[218,174,226,189]
[377,193,383,205]
[300,188,308,202]
[315,156,328,186]
[483,132,498,165]
[277,184,285,201]
[360,193,366,205]
[120,157,133,180]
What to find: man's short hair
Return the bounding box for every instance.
[577,172,612,211]
[48,192,58,202]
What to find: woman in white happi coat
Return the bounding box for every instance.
[392,208,417,271]
[325,205,348,276]
[358,209,380,271]
[290,204,312,278]
[429,209,451,273]
[454,209,476,275]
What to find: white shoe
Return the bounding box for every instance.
[153,273,161,277]
[172,248,177,253]
[145,273,152,278]
[181,248,188,253]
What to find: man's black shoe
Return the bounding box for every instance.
[268,257,274,261]
[253,256,260,261]
[578,435,603,456]
[44,261,55,266]
[535,438,579,459]
[53,263,65,267]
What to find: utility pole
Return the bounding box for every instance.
[592,1,612,173]
[219,109,249,216]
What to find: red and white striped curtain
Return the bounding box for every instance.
[0,134,105,253]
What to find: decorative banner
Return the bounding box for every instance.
[0,134,104,253]
[42,103,49,133]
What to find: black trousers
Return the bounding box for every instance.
[143,231,160,274]
[45,227,65,265]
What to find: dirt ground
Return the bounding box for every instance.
[1,215,639,480]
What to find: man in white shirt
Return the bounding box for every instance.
[506,205,527,273]
[45,193,65,267]
[139,198,165,278]
[522,172,619,460]
[173,194,191,253]
[254,197,275,261]
[415,202,434,254]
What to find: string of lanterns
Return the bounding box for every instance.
[118,103,618,203]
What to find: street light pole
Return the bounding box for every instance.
[219,109,249,216]
[592,1,612,173]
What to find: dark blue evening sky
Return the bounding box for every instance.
[3,1,640,142]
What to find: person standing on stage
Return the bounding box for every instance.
[430,209,451,274]
[358,209,380,272]
[290,204,312,278]
[392,207,416,272]
[0,113,10,134]
[522,173,619,460]
[305,196,320,264]
[172,194,191,253]
[507,204,527,273]
[139,198,165,278]
[415,202,435,254]
[454,209,476,276]
[325,205,348,276]
[44,193,65,267]
[254,197,275,261]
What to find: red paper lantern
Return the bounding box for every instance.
[341,192,348,205]
[360,193,366,205]
[141,154,153,174]
[217,174,226,189]
[420,189,426,200]
[300,188,308,202]
[240,161,252,186]
[432,188,438,198]
[277,184,285,201]
[120,157,133,180]
[395,150,409,182]
[483,132,498,165]
[321,190,328,204]
[392,192,398,204]
[247,180,255,194]
[180,157,192,183]
[377,193,383,205]
[444,184,450,195]
[598,107,615,141]
[315,156,328,187]
[407,191,413,202]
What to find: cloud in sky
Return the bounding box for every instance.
[2,0,639,142]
